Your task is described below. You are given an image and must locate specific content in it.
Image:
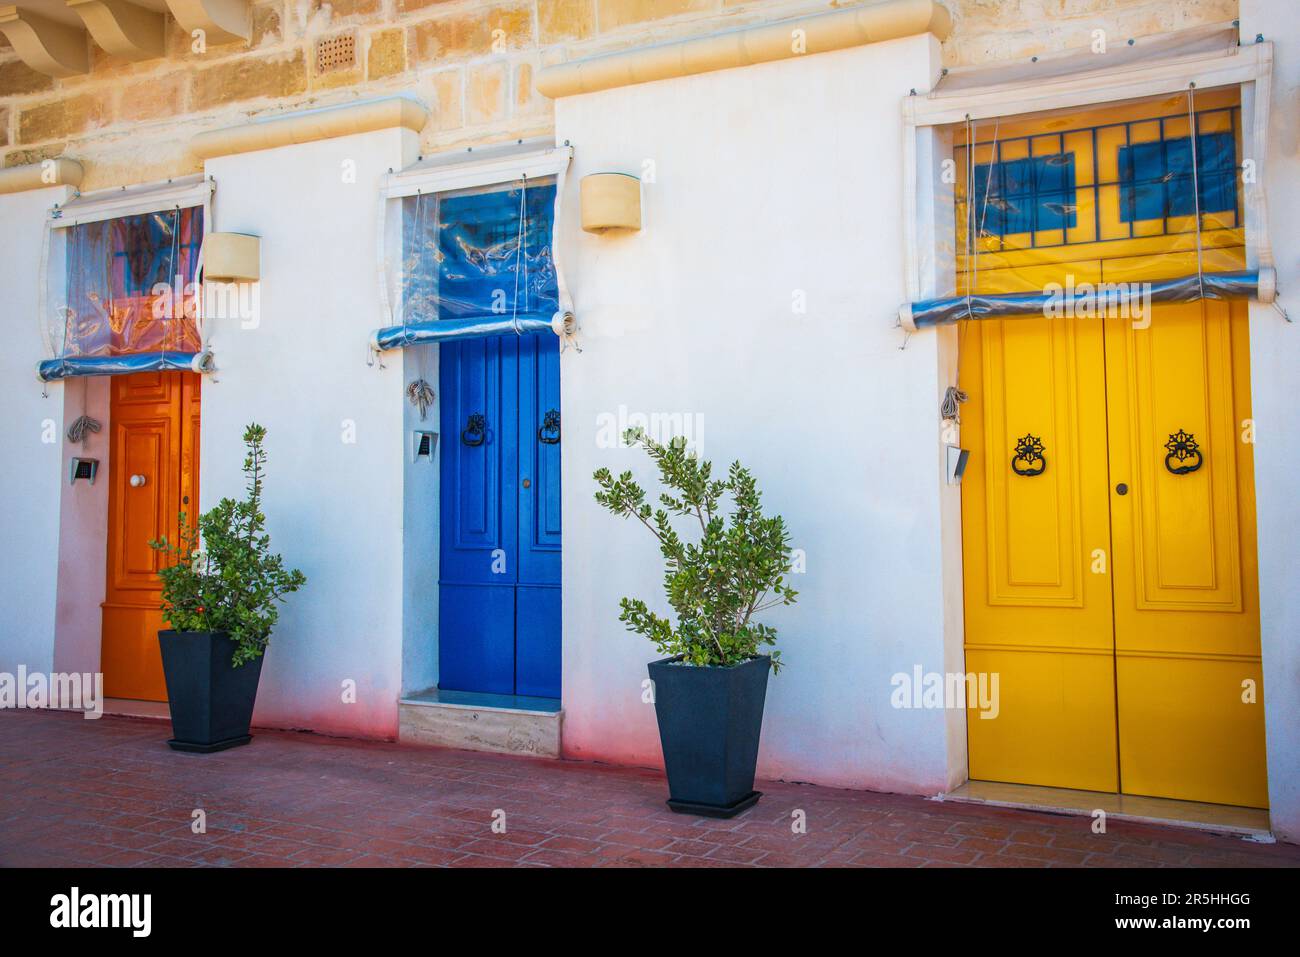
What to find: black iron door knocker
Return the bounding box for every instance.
[462,413,486,447]
[1164,429,1203,474]
[538,409,560,445]
[1011,434,1047,476]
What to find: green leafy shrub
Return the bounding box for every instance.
[594,429,797,672]
[150,423,306,666]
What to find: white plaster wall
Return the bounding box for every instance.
[1240,0,1300,843]
[0,186,72,679]
[202,127,418,739]
[52,376,110,679]
[555,35,954,793]
[402,342,440,696]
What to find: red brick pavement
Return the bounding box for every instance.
[2,710,1297,868]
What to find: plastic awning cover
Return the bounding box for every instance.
[903,270,1262,329]
[40,206,204,381]
[901,88,1263,331]
[373,314,555,351]
[372,179,558,350]
[38,352,201,382]
[932,24,1239,95]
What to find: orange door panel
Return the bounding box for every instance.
[102,371,200,701]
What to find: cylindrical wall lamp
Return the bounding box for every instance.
[580,173,641,233]
[202,232,261,282]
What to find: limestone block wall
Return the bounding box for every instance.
[0,0,1240,191]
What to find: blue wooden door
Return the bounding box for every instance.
[437,183,561,699]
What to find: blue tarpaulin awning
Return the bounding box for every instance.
[899,270,1268,331]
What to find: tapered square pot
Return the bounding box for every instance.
[158,631,264,753]
[647,655,771,818]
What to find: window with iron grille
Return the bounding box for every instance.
[955,104,1241,254]
[1118,130,1237,222]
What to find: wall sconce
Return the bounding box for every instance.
[202,232,260,282]
[580,173,641,234]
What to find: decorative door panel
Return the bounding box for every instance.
[110,420,170,595]
[1116,656,1267,807]
[438,583,517,696]
[962,314,1115,642]
[976,316,1102,616]
[961,315,1118,792]
[515,586,561,699]
[1105,302,1252,632]
[439,338,517,585]
[518,334,562,585]
[965,648,1119,793]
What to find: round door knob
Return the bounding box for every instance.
[130,474,147,488]
[1115,483,1128,495]
[522,478,531,489]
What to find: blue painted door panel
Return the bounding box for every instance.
[439,584,516,695]
[518,333,562,585]
[515,585,561,698]
[436,182,561,698]
[439,336,517,586]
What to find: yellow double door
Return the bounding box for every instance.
[961,300,1268,808]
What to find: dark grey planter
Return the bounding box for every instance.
[647,654,771,818]
[158,631,264,753]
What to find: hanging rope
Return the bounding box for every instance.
[511,175,529,335]
[963,115,975,321]
[162,206,180,360]
[973,116,999,304]
[1187,85,1206,301]
[66,414,101,444]
[406,378,435,421]
[940,385,968,423]
[409,189,424,339]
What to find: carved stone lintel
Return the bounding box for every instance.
[164,0,249,45]
[65,0,164,61]
[0,6,90,78]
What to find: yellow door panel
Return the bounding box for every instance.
[966,648,1118,793]
[1116,656,1268,808]
[1104,300,1266,805]
[960,314,1118,792]
[1106,303,1246,620]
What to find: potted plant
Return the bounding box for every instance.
[594,429,797,817]
[149,423,306,752]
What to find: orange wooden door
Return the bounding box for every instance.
[101,371,200,701]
